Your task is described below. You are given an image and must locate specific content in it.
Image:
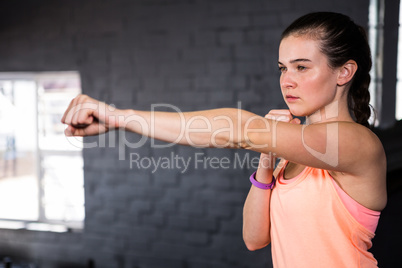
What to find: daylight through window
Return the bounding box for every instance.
[0,72,84,230]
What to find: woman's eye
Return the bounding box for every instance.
[297,65,307,71]
[278,66,287,72]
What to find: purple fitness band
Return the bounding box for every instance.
[249,171,276,190]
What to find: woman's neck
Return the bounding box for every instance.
[305,100,354,125]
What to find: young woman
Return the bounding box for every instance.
[243,12,386,268]
[62,12,386,268]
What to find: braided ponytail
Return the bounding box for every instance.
[282,12,373,128]
[348,71,372,128]
[347,24,373,128]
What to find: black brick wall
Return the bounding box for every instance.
[0,1,370,268]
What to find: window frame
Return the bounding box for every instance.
[0,71,84,231]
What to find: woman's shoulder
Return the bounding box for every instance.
[352,123,385,156]
[339,121,385,154]
[329,123,387,211]
[325,121,386,176]
[336,121,386,178]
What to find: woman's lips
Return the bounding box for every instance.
[286,95,300,102]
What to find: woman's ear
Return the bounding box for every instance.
[337,60,358,86]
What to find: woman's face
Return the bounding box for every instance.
[278,35,340,117]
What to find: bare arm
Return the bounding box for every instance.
[242,110,300,251]
[242,153,275,250]
[61,94,385,176]
[61,94,269,150]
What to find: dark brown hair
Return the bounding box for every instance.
[282,12,372,128]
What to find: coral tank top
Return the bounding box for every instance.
[270,163,379,268]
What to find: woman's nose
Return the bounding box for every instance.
[280,72,296,89]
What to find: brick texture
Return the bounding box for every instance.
[0,0,369,267]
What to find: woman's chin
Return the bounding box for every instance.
[288,108,307,117]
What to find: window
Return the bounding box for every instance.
[369,0,384,125]
[0,72,84,231]
[369,0,402,126]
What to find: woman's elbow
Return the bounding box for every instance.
[243,237,270,251]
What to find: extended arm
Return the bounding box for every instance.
[61,94,385,176]
[61,94,272,150]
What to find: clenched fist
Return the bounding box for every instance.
[61,94,122,137]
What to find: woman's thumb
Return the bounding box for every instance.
[290,118,301,124]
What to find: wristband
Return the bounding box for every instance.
[249,171,276,190]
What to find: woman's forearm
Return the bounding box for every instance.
[120,108,269,149]
[242,153,274,250]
